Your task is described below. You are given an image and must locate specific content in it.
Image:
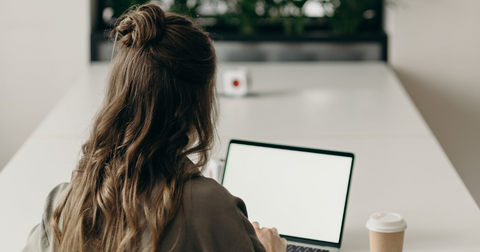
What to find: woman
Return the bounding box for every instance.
[22,3,286,252]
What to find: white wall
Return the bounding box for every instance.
[386,1,480,206]
[0,0,90,170]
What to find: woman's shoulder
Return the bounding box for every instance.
[42,183,70,230]
[44,183,69,212]
[178,176,267,252]
[22,183,70,252]
[187,176,233,200]
[184,176,245,213]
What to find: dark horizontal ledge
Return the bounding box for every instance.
[92,29,387,43]
[208,30,387,43]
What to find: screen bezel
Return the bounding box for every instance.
[221,139,355,249]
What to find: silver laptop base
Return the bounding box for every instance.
[287,240,340,252]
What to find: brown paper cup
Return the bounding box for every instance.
[369,230,404,252]
[366,212,407,252]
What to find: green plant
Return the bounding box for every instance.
[323,0,383,34]
[107,0,383,35]
[214,0,308,35]
[110,0,151,18]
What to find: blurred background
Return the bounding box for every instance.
[0,0,479,206]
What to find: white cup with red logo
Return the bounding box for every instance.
[223,67,248,97]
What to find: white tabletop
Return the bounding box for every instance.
[1,62,479,251]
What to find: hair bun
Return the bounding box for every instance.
[116,3,166,47]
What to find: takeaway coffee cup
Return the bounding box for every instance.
[366,212,407,252]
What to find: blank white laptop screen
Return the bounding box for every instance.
[222,142,353,244]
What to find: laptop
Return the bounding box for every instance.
[221,139,355,252]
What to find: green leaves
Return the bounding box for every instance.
[111,0,151,18]
[324,0,383,34]
[106,0,383,35]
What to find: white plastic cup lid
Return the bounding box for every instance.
[366,212,407,233]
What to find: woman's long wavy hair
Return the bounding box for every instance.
[50,3,217,252]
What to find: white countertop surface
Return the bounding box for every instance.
[1,62,479,251]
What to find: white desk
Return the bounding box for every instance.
[1,62,479,251]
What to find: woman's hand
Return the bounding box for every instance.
[252,222,287,252]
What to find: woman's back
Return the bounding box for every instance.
[23,176,266,252]
[37,4,219,251]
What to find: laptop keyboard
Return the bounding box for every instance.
[287,244,330,252]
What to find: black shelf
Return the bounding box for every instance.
[91,29,387,61]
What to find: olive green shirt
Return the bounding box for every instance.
[22,177,267,252]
